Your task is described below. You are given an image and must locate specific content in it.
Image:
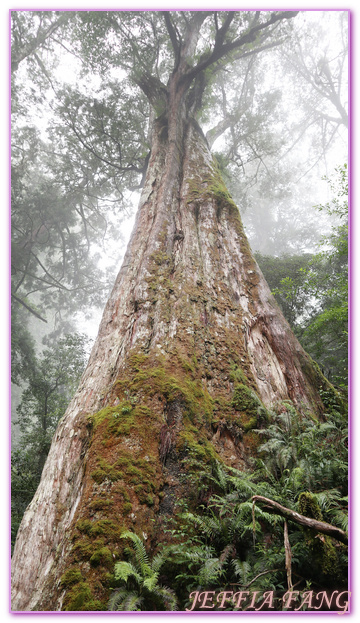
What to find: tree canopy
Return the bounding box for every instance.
[11,11,347,327]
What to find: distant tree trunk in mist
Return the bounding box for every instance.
[11,17,334,612]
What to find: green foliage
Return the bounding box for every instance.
[256,165,348,388]
[256,253,313,329]
[256,404,348,497]
[109,531,177,611]
[11,333,89,551]
[11,124,114,326]
[154,402,347,610]
[11,305,37,386]
[299,167,348,387]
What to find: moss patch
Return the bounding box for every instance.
[298,492,323,521]
[177,422,221,463]
[299,354,346,416]
[60,569,83,589]
[231,383,269,432]
[63,580,105,611]
[90,546,113,568]
[298,492,340,583]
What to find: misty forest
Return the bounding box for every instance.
[11,10,349,612]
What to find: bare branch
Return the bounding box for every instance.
[252,495,348,545]
[182,11,298,87]
[284,520,293,590]
[11,293,47,323]
[162,11,180,58]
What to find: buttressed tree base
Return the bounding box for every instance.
[11,10,342,611]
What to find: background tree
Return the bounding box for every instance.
[11,10,73,74]
[259,165,348,388]
[300,165,348,387]
[233,11,348,256]
[11,333,89,552]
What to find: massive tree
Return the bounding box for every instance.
[11,11,346,611]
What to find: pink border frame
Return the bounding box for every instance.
[8,6,352,617]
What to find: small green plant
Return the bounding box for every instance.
[108,531,177,611]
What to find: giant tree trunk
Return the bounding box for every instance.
[11,98,332,611]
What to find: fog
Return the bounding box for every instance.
[11,8,348,402]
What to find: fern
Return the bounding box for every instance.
[109,588,142,611]
[109,532,178,611]
[231,559,251,584]
[120,531,150,576]
[122,592,143,611]
[147,405,348,606]
[153,585,178,611]
[113,561,142,584]
[331,509,348,532]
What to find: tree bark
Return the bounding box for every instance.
[284,520,293,590]
[11,99,335,610]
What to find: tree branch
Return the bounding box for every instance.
[252,495,348,545]
[213,11,235,50]
[11,293,47,323]
[182,11,298,87]
[132,72,167,109]
[11,12,72,72]
[162,11,180,58]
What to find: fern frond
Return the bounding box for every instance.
[153,585,178,611]
[330,509,348,532]
[181,511,222,538]
[108,588,128,611]
[181,544,216,563]
[113,561,142,584]
[122,591,143,611]
[231,559,251,584]
[311,488,342,511]
[143,571,160,592]
[151,552,166,573]
[121,530,150,575]
[198,557,225,584]
[109,588,142,611]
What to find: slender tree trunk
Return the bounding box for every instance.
[11,95,333,610]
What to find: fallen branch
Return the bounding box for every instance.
[251,495,348,545]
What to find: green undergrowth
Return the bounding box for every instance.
[63,340,340,611]
[298,353,346,416]
[298,492,340,583]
